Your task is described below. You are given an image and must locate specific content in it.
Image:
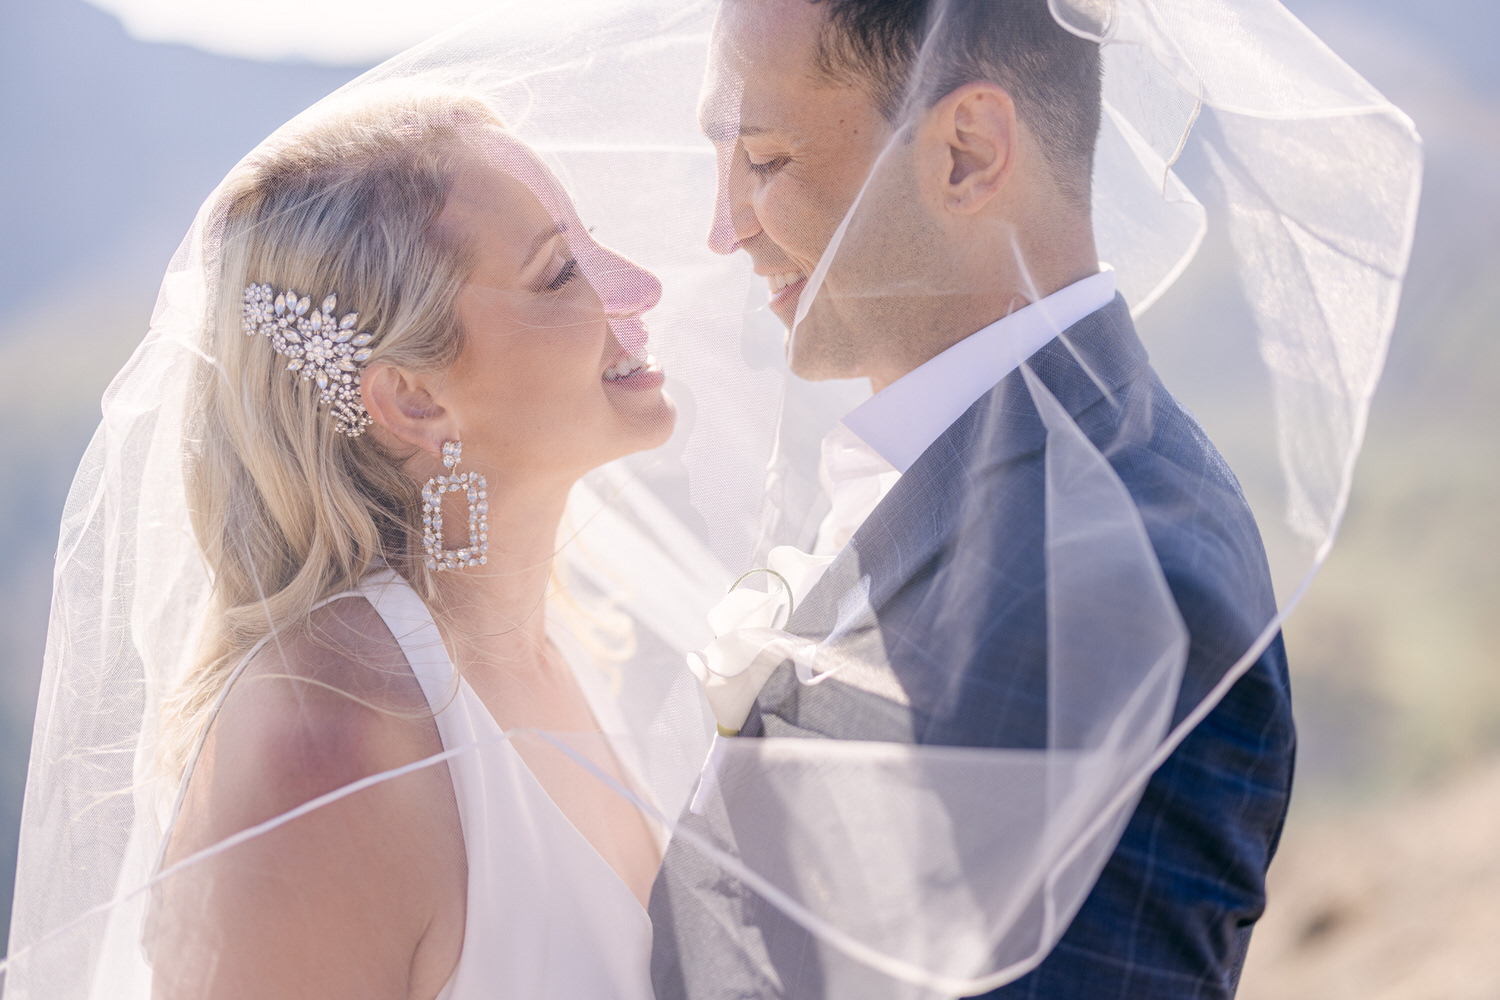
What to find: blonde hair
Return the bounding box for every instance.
[165,86,503,774]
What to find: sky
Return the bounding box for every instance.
[81,0,628,62]
[80,0,1500,101]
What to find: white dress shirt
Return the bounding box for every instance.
[813,268,1117,557]
[686,268,1119,737]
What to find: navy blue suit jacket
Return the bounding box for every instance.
[649,297,1295,999]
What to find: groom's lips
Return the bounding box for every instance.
[768,273,808,324]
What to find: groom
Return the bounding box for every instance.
[650,1,1295,997]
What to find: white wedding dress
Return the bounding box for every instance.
[359,569,656,1000]
[123,568,658,1000]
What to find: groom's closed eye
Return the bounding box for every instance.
[745,154,790,177]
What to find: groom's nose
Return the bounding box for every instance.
[707,145,756,256]
[708,187,740,256]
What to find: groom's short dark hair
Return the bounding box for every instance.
[809,0,1102,206]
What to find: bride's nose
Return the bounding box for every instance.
[584,246,662,319]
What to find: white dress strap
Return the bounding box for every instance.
[356,570,655,1000]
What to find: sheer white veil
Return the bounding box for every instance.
[3,1,1418,997]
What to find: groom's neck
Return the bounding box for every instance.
[864,211,1099,394]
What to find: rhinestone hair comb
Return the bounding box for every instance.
[242,282,375,437]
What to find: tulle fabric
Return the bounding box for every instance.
[3,1,1419,997]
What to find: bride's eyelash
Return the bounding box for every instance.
[546,257,579,292]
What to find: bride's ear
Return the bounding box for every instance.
[360,363,454,458]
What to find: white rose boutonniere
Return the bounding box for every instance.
[686,545,835,735]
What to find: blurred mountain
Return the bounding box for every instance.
[0,0,365,312]
[1289,0,1500,96]
[1269,0,1500,797]
[0,0,367,950]
[1227,2,1500,991]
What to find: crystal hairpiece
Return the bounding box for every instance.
[242,282,376,437]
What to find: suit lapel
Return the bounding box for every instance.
[785,294,1148,638]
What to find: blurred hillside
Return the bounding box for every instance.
[1144,0,1500,805]
[0,0,366,949]
[1241,758,1500,999]
[0,0,1497,987]
[1229,3,1500,994]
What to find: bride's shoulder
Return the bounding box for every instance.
[160,603,466,994]
[202,595,447,822]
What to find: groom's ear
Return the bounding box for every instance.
[361,363,454,459]
[918,82,1017,216]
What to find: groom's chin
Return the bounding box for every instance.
[786,318,861,384]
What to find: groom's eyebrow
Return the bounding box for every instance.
[701,121,775,143]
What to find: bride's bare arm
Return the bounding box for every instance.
[151,599,466,1000]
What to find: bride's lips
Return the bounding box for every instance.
[602,351,664,390]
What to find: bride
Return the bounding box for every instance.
[143,86,677,998]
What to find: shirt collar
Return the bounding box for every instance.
[840,268,1117,473]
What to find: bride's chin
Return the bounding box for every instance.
[614,391,677,454]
